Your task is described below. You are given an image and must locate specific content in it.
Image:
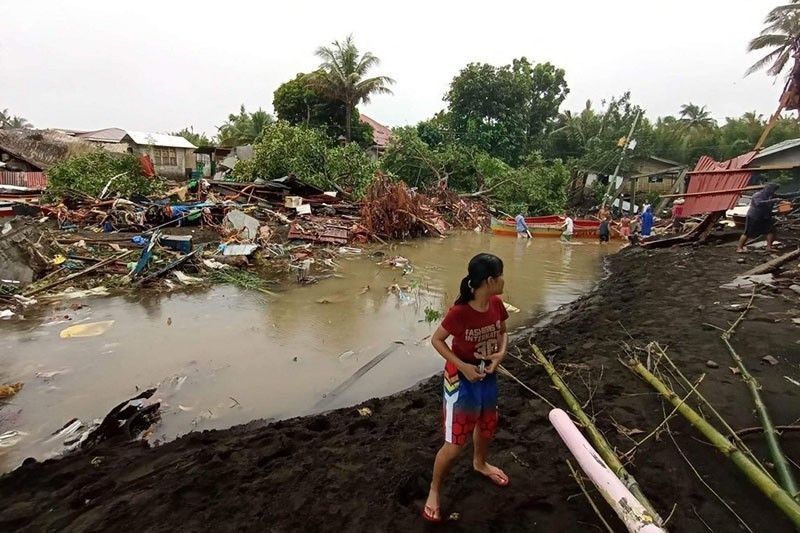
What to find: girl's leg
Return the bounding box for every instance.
[425,442,462,518]
[472,427,508,483]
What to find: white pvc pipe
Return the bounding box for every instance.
[549,408,667,533]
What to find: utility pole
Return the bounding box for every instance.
[603,110,641,209]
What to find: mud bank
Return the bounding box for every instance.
[1,233,799,532]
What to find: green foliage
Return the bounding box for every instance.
[747,2,800,77]
[313,35,394,142]
[217,105,274,146]
[489,154,570,215]
[47,150,160,199]
[233,121,377,196]
[172,126,211,147]
[446,57,568,165]
[273,72,373,147]
[424,307,443,324]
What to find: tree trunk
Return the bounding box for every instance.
[345,104,352,143]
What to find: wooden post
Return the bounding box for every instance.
[603,110,641,207]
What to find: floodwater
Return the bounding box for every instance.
[0,233,619,472]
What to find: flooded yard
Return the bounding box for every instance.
[0,233,618,472]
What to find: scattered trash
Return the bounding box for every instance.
[337,350,355,360]
[785,376,800,388]
[38,286,110,300]
[791,285,800,297]
[357,407,372,417]
[52,254,67,265]
[36,368,71,380]
[503,302,521,313]
[202,259,228,270]
[173,271,203,285]
[730,366,741,375]
[178,404,193,412]
[705,360,719,369]
[167,317,172,326]
[0,430,27,448]
[0,382,24,398]
[221,243,259,257]
[721,274,775,290]
[1,222,11,236]
[46,418,84,443]
[337,247,362,255]
[0,309,15,319]
[160,235,193,254]
[223,209,260,240]
[762,355,780,366]
[60,320,115,339]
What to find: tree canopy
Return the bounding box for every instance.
[172,127,212,147]
[0,108,33,129]
[217,105,274,146]
[445,57,568,165]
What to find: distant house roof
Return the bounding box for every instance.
[125,131,196,149]
[0,129,95,170]
[75,128,196,149]
[645,155,684,167]
[358,114,392,148]
[752,138,800,161]
[76,127,128,143]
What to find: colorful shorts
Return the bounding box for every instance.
[442,363,498,445]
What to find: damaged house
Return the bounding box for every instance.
[73,128,197,178]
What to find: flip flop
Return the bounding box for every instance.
[481,470,510,487]
[422,504,442,523]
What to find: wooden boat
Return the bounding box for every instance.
[491,215,610,239]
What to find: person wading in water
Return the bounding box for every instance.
[423,253,510,523]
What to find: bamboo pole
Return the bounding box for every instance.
[742,248,800,277]
[532,344,663,523]
[721,290,799,499]
[630,360,800,526]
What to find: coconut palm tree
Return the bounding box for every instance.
[6,116,33,129]
[313,35,394,142]
[678,103,716,130]
[747,1,800,77]
[0,109,10,128]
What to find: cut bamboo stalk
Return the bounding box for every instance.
[630,360,800,526]
[721,293,799,499]
[532,344,663,524]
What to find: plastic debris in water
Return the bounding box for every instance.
[0,430,27,448]
[60,320,115,339]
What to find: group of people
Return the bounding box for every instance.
[515,206,655,244]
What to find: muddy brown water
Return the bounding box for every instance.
[0,233,619,473]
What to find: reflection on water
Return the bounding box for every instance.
[0,232,618,472]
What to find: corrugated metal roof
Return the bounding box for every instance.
[752,137,800,161]
[0,171,47,189]
[125,131,196,149]
[76,128,128,143]
[681,151,757,217]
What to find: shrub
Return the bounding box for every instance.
[47,150,160,199]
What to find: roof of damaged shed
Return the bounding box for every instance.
[0,129,96,170]
[124,131,196,149]
[681,151,757,217]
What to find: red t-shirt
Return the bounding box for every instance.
[441,295,509,365]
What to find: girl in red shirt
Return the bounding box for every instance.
[422,253,510,523]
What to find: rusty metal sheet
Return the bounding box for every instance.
[681,152,757,217]
[0,171,47,189]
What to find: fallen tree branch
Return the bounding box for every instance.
[458,178,519,198]
[23,250,133,297]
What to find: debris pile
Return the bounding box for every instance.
[0,173,490,316]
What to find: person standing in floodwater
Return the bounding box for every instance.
[640,205,654,237]
[598,214,611,243]
[423,253,510,523]
[561,212,574,242]
[515,213,531,239]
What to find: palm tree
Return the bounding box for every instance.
[313,35,394,142]
[0,109,9,128]
[747,1,800,77]
[7,116,33,129]
[678,103,716,130]
[746,1,800,147]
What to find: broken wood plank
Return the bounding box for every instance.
[742,248,800,276]
[24,251,133,297]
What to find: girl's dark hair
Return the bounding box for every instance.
[455,253,504,305]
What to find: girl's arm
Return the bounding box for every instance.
[486,321,508,374]
[431,325,484,382]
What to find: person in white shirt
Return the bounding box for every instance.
[561,212,574,242]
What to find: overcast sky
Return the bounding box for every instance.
[0,0,789,136]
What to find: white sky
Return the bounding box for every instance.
[0,0,789,136]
